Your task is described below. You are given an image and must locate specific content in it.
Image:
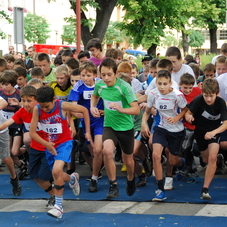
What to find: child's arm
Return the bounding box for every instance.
[141,106,152,138]
[185,109,195,124]
[62,102,93,145]
[109,101,140,115]
[205,120,227,140]
[90,94,101,118]
[67,111,77,138]
[30,106,57,155]
[137,94,147,104]
[166,106,188,125]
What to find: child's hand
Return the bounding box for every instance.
[8,98,19,106]
[204,131,216,140]
[99,110,104,115]
[109,102,122,112]
[166,117,177,125]
[185,114,194,124]
[90,107,100,118]
[141,123,150,139]
[70,127,77,138]
[139,102,147,110]
[46,142,57,155]
[85,132,93,146]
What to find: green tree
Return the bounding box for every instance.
[24,12,51,43]
[0,10,13,39]
[188,30,205,48]
[161,35,179,48]
[61,17,77,44]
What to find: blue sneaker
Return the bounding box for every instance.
[176,158,186,181]
[152,189,167,202]
[187,172,200,184]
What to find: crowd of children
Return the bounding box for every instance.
[1,39,227,218]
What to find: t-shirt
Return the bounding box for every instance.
[187,95,227,132]
[44,68,56,84]
[12,108,46,151]
[49,80,72,101]
[180,87,201,130]
[69,78,104,128]
[147,88,187,132]
[0,96,8,133]
[93,77,137,131]
[89,56,106,67]
[131,78,142,93]
[216,73,227,101]
[133,110,143,131]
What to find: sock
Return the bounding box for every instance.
[202,187,208,193]
[10,176,17,181]
[55,195,63,210]
[69,175,75,185]
[91,175,98,181]
[157,179,164,191]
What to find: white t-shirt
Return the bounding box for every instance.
[0,97,8,133]
[212,54,221,65]
[216,73,227,101]
[132,78,142,93]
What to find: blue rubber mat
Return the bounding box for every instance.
[0,211,226,227]
[0,175,226,204]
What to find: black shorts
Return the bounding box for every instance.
[194,129,220,151]
[9,127,23,137]
[152,126,184,156]
[103,127,134,155]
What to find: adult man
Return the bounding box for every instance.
[26,46,36,70]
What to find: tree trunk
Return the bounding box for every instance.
[209,26,217,54]
[70,0,118,49]
[147,44,157,57]
[181,30,189,55]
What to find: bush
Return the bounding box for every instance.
[200,54,216,68]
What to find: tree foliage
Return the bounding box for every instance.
[0,10,13,39]
[24,12,51,43]
[188,30,205,48]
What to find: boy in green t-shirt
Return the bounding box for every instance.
[91,57,140,199]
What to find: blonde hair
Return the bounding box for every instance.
[55,64,69,76]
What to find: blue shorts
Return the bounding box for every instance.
[220,129,227,142]
[152,126,184,156]
[45,140,73,171]
[29,147,53,181]
[83,126,103,145]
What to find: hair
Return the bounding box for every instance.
[28,78,43,87]
[215,55,226,65]
[166,46,181,60]
[14,67,27,78]
[118,72,131,85]
[37,53,50,63]
[20,85,37,98]
[105,48,118,60]
[117,49,124,59]
[33,52,40,61]
[54,55,63,66]
[55,64,69,76]
[86,38,102,52]
[99,57,117,74]
[117,62,132,74]
[14,58,26,68]
[77,51,90,60]
[203,63,215,73]
[3,54,15,62]
[202,78,219,95]
[62,49,73,57]
[0,70,17,86]
[79,61,97,74]
[0,58,8,68]
[143,65,150,73]
[156,69,171,81]
[157,59,173,72]
[179,73,195,85]
[36,86,54,103]
[184,54,194,63]
[188,63,200,78]
[71,68,80,76]
[221,43,227,54]
[65,57,79,69]
[131,63,138,72]
[28,46,36,51]
[30,67,45,78]
[149,58,159,69]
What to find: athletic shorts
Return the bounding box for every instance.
[152,126,184,156]
[220,129,227,142]
[194,129,220,151]
[0,130,10,159]
[9,127,23,137]
[103,127,134,155]
[45,140,73,171]
[181,128,194,151]
[29,147,53,181]
[83,125,103,145]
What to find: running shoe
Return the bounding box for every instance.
[89,179,97,192]
[126,177,136,196]
[152,189,167,202]
[106,184,119,199]
[10,176,22,196]
[47,205,63,218]
[176,158,186,181]
[45,196,55,209]
[69,172,80,196]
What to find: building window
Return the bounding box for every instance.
[200,30,210,40]
[220,30,227,40]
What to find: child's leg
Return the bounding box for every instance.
[23,132,31,153]
[153,143,164,181]
[2,156,16,179]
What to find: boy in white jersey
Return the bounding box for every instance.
[141,70,187,201]
[91,57,140,199]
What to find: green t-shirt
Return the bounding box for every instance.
[94,77,137,131]
[44,68,56,84]
[133,110,143,131]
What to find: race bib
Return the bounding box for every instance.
[2,111,14,120]
[83,90,93,100]
[40,123,62,134]
[24,122,41,131]
[156,99,174,110]
[103,100,123,111]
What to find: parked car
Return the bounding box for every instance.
[126,49,147,56]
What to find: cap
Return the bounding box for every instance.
[142,54,153,62]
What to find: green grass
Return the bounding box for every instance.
[200,54,216,68]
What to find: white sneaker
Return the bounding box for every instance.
[47,205,63,218]
[69,172,80,196]
[164,177,173,190]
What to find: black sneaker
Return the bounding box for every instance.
[18,166,28,180]
[126,177,136,196]
[106,184,119,199]
[142,156,152,177]
[89,179,98,192]
[10,176,22,196]
[136,176,147,188]
[45,196,55,209]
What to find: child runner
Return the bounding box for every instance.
[185,78,227,200]
[30,86,92,218]
[90,57,140,199]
